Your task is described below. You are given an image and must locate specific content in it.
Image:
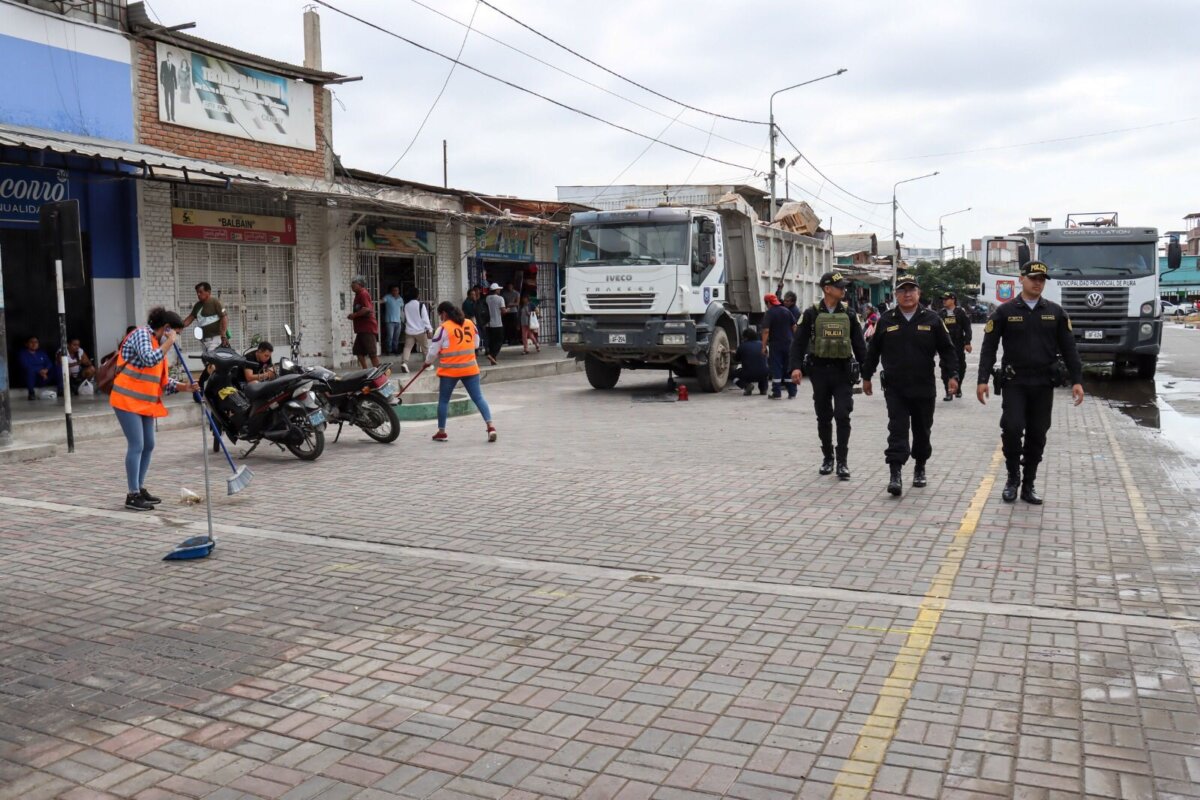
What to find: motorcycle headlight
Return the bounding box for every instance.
[280,357,295,371]
[293,381,314,397]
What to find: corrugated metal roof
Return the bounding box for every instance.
[0,123,266,183]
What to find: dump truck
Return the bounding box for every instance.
[559,194,833,391]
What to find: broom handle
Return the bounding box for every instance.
[398,363,429,395]
[172,342,239,474]
[199,386,214,543]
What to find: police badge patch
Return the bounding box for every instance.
[985,320,994,334]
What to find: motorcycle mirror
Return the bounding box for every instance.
[193,326,204,341]
[284,324,293,338]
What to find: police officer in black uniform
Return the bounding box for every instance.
[977,260,1084,504]
[938,291,972,401]
[789,271,867,480]
[862,276,958,497]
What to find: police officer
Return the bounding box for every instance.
[939,291,972,401]
[862,276,958,497]
[789,271,867,479]
[977,260,1084,504]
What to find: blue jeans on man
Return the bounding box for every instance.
[769,344,796,398]
[385,321,402,355]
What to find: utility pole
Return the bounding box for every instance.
[891,171,939,288]
[442,139,448,188]
[768,69,846,220]
[938,207,971,263]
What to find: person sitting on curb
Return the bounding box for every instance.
[19,336,59,400]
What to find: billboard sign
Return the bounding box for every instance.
[0,166,70,226]
[172,208,296,245]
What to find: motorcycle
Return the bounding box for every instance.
[274,324,401,444]
[200,340,326,461]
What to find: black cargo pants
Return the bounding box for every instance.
[808,362,853,460]
[999,383,1054,479]
[883,390,936,466]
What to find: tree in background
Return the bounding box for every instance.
[904,258,981,304]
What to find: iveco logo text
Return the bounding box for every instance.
[1085,292,1105,309]
[606,275,633,282]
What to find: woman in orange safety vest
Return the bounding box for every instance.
[426,301,496,443]
[110,307,199,511]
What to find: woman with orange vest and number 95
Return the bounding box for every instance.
[427,301,497,443]
[110,307,200,511]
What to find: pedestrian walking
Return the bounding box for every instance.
[348,276,380,369]
[110,307,199,511]
[399,287,432,374]
[861,276,959,497]
[789,271,867,479]
[939,291,972,401]
[761,294,797,399]
[977,260,1084,504]
[426,301,497,443]
[485,283,505,365]
[521,296,541,354]
[382,285,404,355]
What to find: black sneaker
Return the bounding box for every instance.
[743,386,753,396]
[912,463,927,488]
[819,456,834,475]
[125,493,154,512]
[139,488,162,505]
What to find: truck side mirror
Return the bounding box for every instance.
[1167,239,1182,272]
[1017,243,1031,266]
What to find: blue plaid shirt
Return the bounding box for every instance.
[121,327,180,394]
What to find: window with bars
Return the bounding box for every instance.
[175,240,296,356]
[172,185,293,218]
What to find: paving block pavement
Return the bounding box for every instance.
[1,356,1199,799]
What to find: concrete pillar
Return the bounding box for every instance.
[304,9,323,70]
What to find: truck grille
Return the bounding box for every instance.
[1061,287,1129,343]
[586,292,656,310]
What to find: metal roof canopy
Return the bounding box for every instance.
[0,123,266,185]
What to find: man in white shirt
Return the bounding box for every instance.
[399,287,433,373]
[485,283,507,365]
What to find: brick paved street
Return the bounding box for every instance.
[2,348,1199,799]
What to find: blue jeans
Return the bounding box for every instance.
[438,374,492,429]
[114,408,156,493]
[769,346,795,397]
[385,321,402,354]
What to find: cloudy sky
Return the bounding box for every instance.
[150,0,1199,250]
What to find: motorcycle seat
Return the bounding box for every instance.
[334,368,373,382]
[243,375,303,401]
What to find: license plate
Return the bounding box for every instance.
[308,409,326,426]
[608,334,627,344]
[377,382,395,398]
[1084,330,1104,340]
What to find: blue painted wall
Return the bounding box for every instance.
[0,31,133,141]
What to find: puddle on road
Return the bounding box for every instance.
[1084,366,1200,462]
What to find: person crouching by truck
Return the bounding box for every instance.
[426,301,497,444]
[733,326,769,395]
[110,307,199,512]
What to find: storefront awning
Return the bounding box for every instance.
[0,123,266,185]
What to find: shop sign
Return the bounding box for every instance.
[0,166,69,225]
[476,227,533,262]
[172,207,296,245]
[156,41,316,151]
[358,226,434,254]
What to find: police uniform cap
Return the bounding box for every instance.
[819,271,849,288]
[1021,261,1049,277]
[942,291,956,300]
[895,276,919,289]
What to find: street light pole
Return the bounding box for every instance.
[938,207,971,263]
[891,171,940,288]
[768,69,846,220]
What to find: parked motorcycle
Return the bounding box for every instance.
[200,340,326,461]
[274,325,401,444]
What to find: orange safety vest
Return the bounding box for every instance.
[436,319,480,378]
[109,330,170,418]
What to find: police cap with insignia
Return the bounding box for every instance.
[895,275,919,290]
[819,271,850,288]
[1021,260,1049,277]
[942,291,956,300]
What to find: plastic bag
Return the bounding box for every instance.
[36,387,57,401]
[77,379,95,396]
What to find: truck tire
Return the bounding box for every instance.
[696,327,732,393]
[585,356,621,390]
[1136,354,1157,380]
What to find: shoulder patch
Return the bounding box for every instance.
[984,319,994,334]
[1067,318,1072,331]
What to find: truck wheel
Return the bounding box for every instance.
[585,356,621,390]
[696,327,732,393]
[1136,354,1157,380]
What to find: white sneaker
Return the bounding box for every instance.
[400,363,410,374]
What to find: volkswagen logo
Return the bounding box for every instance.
[1085,291,1105,309]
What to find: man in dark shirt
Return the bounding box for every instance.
[18,336,58,400]
[348,276,380,369]
[761,294,797,399]
[782,291,801,325]
[939,291,973,401]
[977,260,1084,504]
[862,276,958,497]
[789,272,868,479]
[733,326,769,396]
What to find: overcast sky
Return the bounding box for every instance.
[150,0,1199,250]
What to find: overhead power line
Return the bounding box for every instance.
[786,179,888,234]
[400,0,767,156]
[775,125,889,206]
[897,202,938,233]
[476,0,766,126]
[826,115,1200,166]
[312,0,758,172]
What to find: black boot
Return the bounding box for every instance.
[912,461,927,488]
[943,391,953,401]
[1001,470,1020,503]
[836,460,850,480]
[887,465,902,497]
[1021,466,1043,504]
[819,455,834,475]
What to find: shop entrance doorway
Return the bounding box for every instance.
[1,228,95,390]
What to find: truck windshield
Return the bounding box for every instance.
[1038,243,1156,278]
[567,222,688,267]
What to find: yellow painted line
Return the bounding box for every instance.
[1096,410,1164,560]
[845,624,926,636]
[832,447,1003,799]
